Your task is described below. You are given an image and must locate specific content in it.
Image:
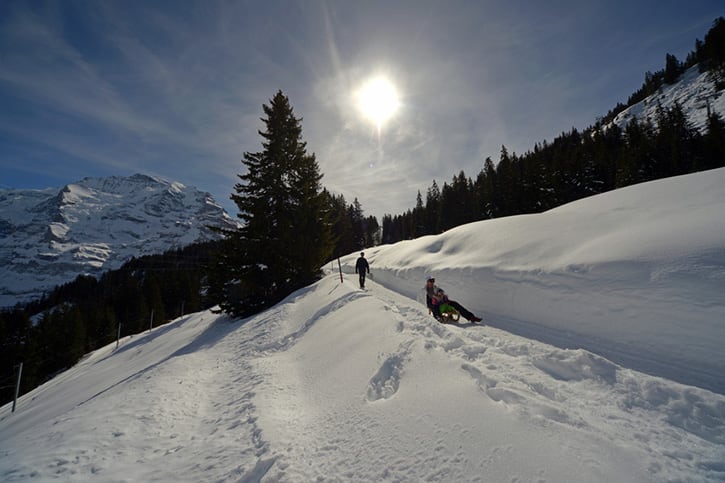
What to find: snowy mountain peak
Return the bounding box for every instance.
[0,174,238,307]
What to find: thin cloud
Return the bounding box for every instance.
[1,0,722,219]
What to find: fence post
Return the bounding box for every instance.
[149,310,154,332]
[337,258,343,283]
[11,362,22,413]
[117,323,121,348]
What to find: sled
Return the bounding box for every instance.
[439,303,460,322]
[428,304,460,323]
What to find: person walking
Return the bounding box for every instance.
[355,252,370,289]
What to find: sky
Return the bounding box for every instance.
[1,0,723,219]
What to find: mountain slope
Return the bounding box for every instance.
[610,65,725,132]
[1,168,724,481]
[0,174,237,307]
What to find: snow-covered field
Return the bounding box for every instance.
[1,169,724,481]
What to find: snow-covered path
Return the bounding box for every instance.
[249,275,724,481]
[2,274,725,481]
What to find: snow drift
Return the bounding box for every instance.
[344,168,725,395]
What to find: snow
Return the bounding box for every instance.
[354,169,725,395]
[0,174,238,307]
[2,169,725,481]
[610,66,725,133]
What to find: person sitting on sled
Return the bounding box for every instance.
[425,276,482,323]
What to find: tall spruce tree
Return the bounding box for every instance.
[217,91,333,317]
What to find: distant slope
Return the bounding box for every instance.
[610,65,725,132]
[344,168,725,394]
[0,174,238,307]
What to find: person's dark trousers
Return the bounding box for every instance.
[359,272,366,288]
[431,304,442,319]
[447,301,474,320]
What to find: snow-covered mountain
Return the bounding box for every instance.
[609,65,725,132]
[1,168,723,481]
[0,174,238,307]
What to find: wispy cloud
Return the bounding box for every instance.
[1,0,722,218]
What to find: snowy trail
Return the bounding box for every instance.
[2,274,725,481]
[247,275,724,481]
[0,313,269,482]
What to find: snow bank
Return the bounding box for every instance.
[343,169,725,394]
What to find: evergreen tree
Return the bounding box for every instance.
[425,180,442,234]
[325,191,355,258]
[218,91,333,317]
[664,53,683,84]
[702,112,725,170]
[412,191,425,237]
[363,215,381,247]
[701,17,725,80]
[349,198,365,249]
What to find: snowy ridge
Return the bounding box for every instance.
[1,169,724,481]
[0,174,238,307]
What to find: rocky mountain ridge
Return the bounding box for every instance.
[0,174,237,307]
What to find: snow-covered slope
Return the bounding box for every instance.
[0,174,238,307]
[349,168,725,395]
[610,65,725,132]
[1,168,724,481]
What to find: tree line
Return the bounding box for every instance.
[381,17,725,243]
[0,241,214,406]
[382,105,725,242]
[602,17,725,125]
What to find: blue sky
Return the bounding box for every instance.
[1,0,723,219]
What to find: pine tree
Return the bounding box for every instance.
[349,198,365,249]
[218,91,333,317]
[702,112,725,170]
[425,180,441,234]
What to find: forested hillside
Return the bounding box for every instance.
[381,17,725,243]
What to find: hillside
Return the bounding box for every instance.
[0,174,237,307]
[1,169,724,481]
[610,65,725,133]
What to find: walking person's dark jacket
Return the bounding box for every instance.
[355,253,370,288]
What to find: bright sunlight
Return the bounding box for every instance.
[356,76,400,131]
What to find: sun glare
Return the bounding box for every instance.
[356,76,400,130]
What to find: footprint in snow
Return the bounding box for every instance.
[366,343,412,401]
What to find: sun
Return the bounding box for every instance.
[356,76,400,130]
